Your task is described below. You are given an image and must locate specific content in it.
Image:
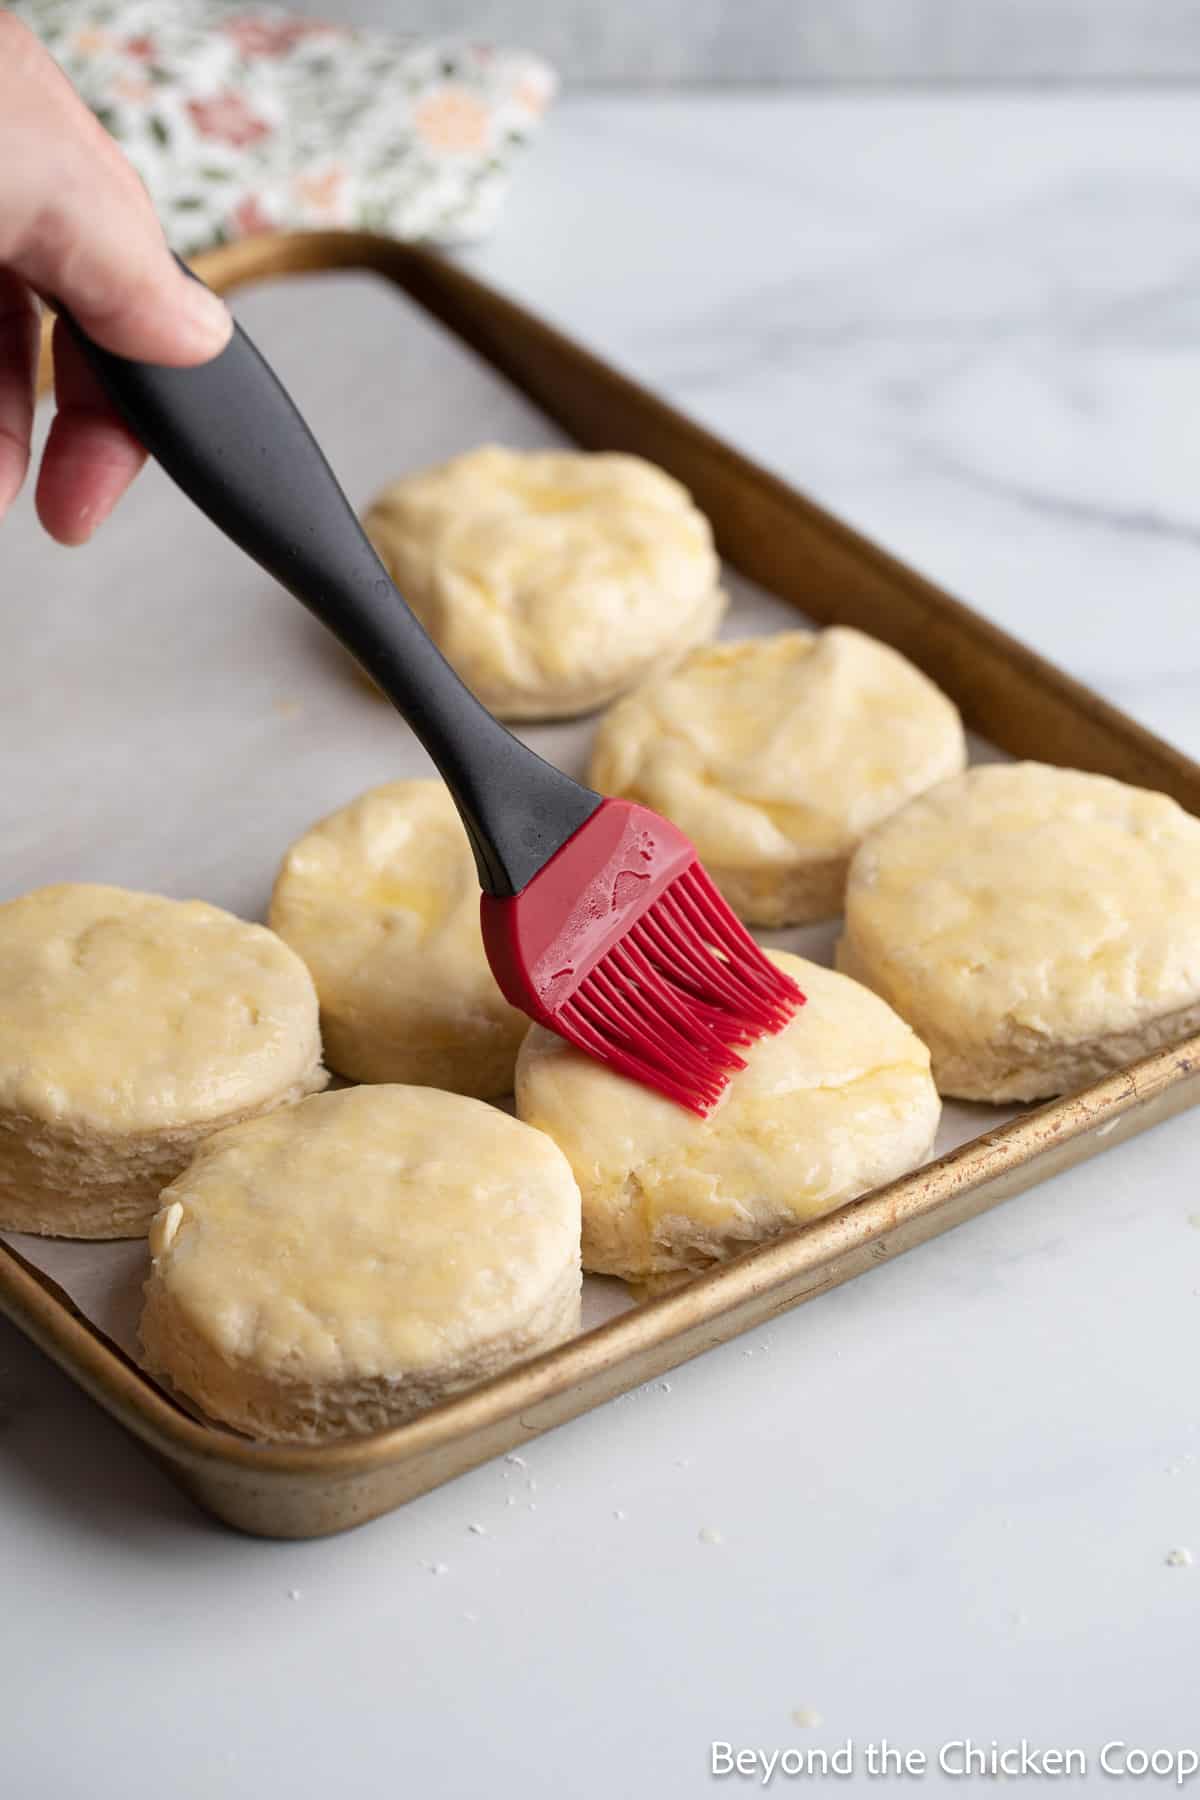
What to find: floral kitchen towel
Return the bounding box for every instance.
[13,0,557,252]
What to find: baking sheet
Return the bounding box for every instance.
[0,269,1015,1393]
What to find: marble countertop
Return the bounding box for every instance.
[2,90,1198,1797]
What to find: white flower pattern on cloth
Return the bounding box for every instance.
[14,0,557,253]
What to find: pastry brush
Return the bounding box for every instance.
[60,284,803,1113]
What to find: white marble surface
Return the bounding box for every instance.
[2,91,1199,1797]
[293,0,1200,84]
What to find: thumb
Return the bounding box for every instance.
[0,15,232,365]
[42,230,234,367]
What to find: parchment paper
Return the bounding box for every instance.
[0,270,1015,1386]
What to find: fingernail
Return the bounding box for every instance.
[178,280,233,355]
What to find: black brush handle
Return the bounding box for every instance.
[58,291,599,897]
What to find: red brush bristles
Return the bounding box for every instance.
[556,865,802,1111]
[481,800,805,1115]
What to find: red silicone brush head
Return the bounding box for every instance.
[481,799,804,1114]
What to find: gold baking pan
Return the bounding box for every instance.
[7,229,1200,1540]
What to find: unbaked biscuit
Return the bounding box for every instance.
[838,761,1200,1102]
[0,884,325,1239]
[140,1085,582,1442]
[588,627,966,927]
[515,950,940,1284]
[268,780,527,1097]
[362,445,725,720]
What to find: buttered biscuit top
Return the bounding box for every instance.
[839,762,1200,1102]
[516,950,941,1283]
[0,884,320,1131]
[0,884,326,1238]
[588,627,966,927]
[362,445,725,720]
[269,780,528,1098]
[140,1085,583,1441]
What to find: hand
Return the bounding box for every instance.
[0,14,231,544]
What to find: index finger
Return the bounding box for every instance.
[36,317,147,545]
